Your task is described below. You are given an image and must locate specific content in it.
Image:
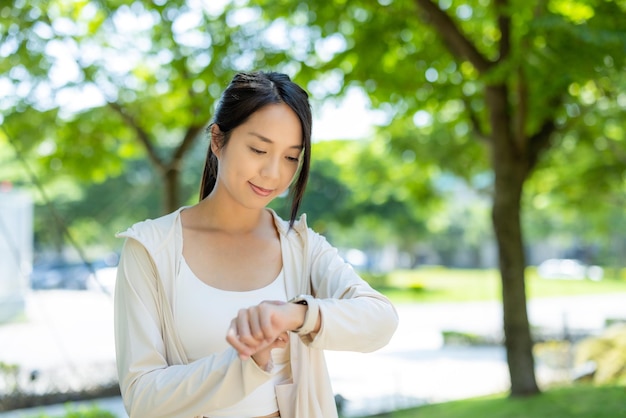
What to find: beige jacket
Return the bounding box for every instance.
[114,208,398,418]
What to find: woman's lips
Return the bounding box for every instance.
[249,182,273,197]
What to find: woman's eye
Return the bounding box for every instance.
[286,156,300,163]
[250,147,266,154]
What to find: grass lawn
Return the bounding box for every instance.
[360,384,626,418]
[377,267,626,303]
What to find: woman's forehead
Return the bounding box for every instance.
[239,104,303,146]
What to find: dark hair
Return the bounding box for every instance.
[199,71,312,227]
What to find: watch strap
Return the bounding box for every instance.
[289,294,318,336]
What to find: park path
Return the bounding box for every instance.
[0,291,624,417]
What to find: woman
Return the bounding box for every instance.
[114,71,398,418]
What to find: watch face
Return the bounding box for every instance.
[290,295,309,305]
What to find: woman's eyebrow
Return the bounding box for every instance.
[248,131,303,150]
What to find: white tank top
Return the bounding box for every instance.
[175,258,289,417]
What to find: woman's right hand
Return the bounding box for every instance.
[226,300,304,369]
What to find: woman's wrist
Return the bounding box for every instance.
[288,294,322,335]
[288,302,308,331]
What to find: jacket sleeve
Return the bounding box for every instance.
[114,238,273,418]
[299,230,399,352]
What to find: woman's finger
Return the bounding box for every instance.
[235,308,256,346]
[257,303,278,340]
[247,307,265,342]
[226,323,253,359]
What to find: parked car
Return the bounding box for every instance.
[537,258,604,281]
[30,255,118,290]
[31,262,91,290]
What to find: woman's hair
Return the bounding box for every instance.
[198,71,312,227]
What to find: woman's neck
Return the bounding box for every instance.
[185,195,268,235]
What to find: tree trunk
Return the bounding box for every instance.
[164,168,180,214]
[487,85,540,396]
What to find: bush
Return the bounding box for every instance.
[574,324,626,384]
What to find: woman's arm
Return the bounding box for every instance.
[299,230,399,352]
[114,239,273,418]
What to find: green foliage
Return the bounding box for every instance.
[365,384,626,418]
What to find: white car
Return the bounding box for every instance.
[537,259,603,281]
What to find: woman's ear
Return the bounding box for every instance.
[210,124,223,157]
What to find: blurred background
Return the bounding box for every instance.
[1,0,625,417]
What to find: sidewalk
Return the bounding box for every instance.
[1,291,624,417]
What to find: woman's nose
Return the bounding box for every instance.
[261,157,280,179]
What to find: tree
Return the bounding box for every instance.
[259,0,626,396]
[0,0,308,216]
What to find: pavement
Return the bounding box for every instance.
[1,290,625,417]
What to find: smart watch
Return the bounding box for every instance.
[289,294,309,305]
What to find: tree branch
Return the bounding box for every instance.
[463,98,490,142]
[495,0,511,62]
[527,118,557,170]
[413,0,494,73]
[171,124,206,169]
[108,102,166,173]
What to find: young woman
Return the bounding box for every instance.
[114,71,398,418]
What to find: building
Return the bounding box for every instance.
[0,183,33,322]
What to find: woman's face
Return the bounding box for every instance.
[212,103,303,210]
